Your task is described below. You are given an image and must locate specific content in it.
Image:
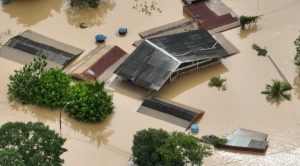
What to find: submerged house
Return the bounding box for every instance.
[68,45,127,82]
[114,29,235,91]
[0,30,84,69]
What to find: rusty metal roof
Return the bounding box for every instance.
[70,45,127,81]
[183,1,239,33]
[0,30,84,69]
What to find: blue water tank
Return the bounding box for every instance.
[95,34,106,42]
[118,27,127,35]
[2,0,10,4]
[190,124,199,133]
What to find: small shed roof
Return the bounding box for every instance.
[69,45,127,81]
[224,128,269,152]
[0,30,84,69]
[183,1,239,33]
[137,97,204,128]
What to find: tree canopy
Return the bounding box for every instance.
[65,80,114,123]
[0,122,67,166]
[131,128,212,166]
[294,35,300,66]
[7,57,71,109]
[261,79,293,101]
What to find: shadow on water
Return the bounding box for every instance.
[239,25,260,39]
[151,63,229,100]
[10,101,115,148]
[65,0,116,28]
[1,0,63,27]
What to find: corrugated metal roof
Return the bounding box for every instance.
[224,128,269,152]
[114,29,229,90]
[183,1,239,33]
[70,45,127,81]
[137,97,205,128]
[0,30,84,69]
[114,41,181,91]
[149,29,228,63]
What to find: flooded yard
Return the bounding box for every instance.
[1,0,300,165]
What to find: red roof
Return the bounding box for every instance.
[183,2,238,31]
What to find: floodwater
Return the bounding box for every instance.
[1,0,300,165]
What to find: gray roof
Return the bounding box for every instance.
[137,97,205,128]
[149,29,228,63]
[114,40,180,91]
[114,29,229,90]
[0,30,84,69]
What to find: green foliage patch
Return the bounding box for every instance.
[294,35,300,66]
[261,79,293,101]
[208,76,226,90]
[70,0,100,8]
[252,43,268,56]
[0,122,67,166]
[200,135,227,148]
[240,15,260,29]
[131,128,212,166]
[65,80,114,123]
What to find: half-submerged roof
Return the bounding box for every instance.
[69,45,127,81]
[224,128,269,152]
[137,97,204,128]
[114,29,228,91]
[183,1,240,33]
[0,30,84,69]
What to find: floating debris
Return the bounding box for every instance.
[132,0,161,16]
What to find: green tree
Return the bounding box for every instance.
[240,15,261,29]
[7,57,72,109]
[131,128,212,166]
[131,128,169,166]
[0,122,67,166]
[7,57,47,104]
[65,80,114,123]
[33,68,71,109]
[159,132,212,166]
[294,35,300,66]
[261,79,293,101]
[208,76,226,90]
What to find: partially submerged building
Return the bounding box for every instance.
[137,97,205,129]
[114,29,237,91]
[183,1,240,33]
[68,45,127,82]
[224,128,269,152]
[0,30,84,69]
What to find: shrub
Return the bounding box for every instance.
[200,135,227,148]
[294,35,300,66]
[208,76,226,88]
[65,80,114,123]
[252,43,268,56]
[240,15,260,29]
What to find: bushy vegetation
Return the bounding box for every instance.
[7,57,71,109]
[7,57,114,123]
[208,76,226,90]
[261,79,293,101]
[65,80,114,123]
[252,43,268,56]
[294,35,300,66]
[131,128,212,166]
[0,122,67,166]
[70,0,100,8]
[200,135,227,148]
[240,15,261,29]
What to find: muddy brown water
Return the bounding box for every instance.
[1,0,300,165]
